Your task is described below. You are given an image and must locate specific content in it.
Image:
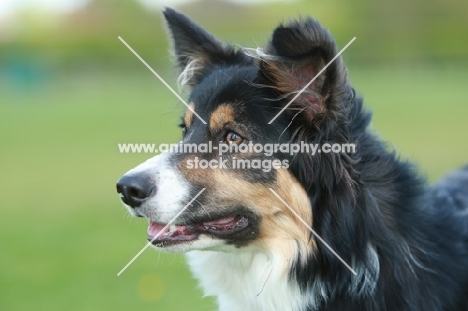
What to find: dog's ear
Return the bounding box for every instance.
[259,17,350,123]
[163,8,246,88]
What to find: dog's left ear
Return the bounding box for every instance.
[163,8,246,88]
[259,17,350,123]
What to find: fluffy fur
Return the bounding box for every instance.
[117,8,468,311]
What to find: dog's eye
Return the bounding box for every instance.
[226,131,243,144]
[179,123,187,137]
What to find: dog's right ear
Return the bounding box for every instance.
[163,8,246,88]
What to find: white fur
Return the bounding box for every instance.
[186,244,381,311]
[187,247,317,311]
[122,149,190,223]
[177,58,203,89]
[349,245,380,297]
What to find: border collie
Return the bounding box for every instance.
[116,8,468,311]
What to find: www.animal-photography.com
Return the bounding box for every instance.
[1,1,468,311]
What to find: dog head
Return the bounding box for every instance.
[116,8,354,258]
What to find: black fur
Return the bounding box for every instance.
[163,8,468,311]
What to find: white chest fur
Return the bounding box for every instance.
[186,250,310,311]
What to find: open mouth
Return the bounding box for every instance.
[147,215,249,246]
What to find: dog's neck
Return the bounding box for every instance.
[186,248,319,311]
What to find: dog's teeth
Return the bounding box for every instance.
[170,224,177,232]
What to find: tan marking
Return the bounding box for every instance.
[178,155,217,189]
[178,155,315,268]
[209,104,235,133]
[255,169,315,265]
[184,102,195,128]
[199,167,314,263]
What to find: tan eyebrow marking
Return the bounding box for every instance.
[209,104,235,133]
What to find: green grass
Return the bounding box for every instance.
[348,66,468,180]
[1,66,467,311]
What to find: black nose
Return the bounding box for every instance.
[116,175,155,208]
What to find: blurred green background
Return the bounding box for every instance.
[1,0,467,310]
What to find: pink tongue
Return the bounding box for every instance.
[147,221,167,237]
[203,216,237,226]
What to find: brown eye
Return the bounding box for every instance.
[226,131,243,144]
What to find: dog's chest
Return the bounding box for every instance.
[186,251,310,311]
